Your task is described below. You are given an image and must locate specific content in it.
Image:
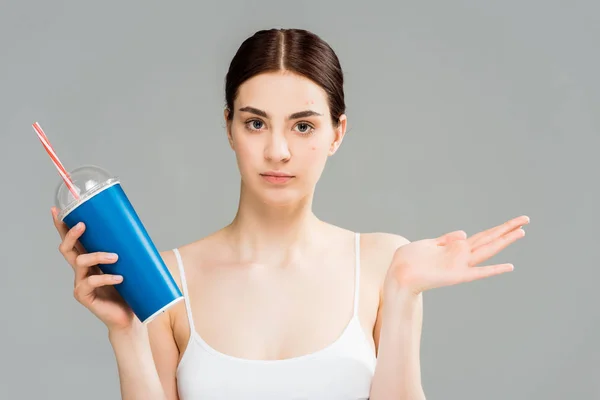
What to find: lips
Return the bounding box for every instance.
[260,171,295,184]
[260,171,294,177]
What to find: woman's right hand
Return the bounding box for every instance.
[52,206,136,333]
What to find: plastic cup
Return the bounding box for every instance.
[55,165,183,324]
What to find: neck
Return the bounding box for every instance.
[223,182,324,267]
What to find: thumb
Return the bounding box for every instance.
[437,230,467,246]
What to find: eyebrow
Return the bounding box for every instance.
[238,106,322,120]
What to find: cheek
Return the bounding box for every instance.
[232,134,257,164]
[312,133,333,152]
[300,138,330,163]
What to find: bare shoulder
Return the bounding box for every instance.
[158,248,183,294]
[359,232,411,287]
[150,236,218,349]
[158,232,220,287]
[360,231,411,251]
[155,235,214,322]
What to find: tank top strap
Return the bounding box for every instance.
[173,248,196,334]
[353,232,361,317]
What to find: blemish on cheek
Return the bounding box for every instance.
[311,145,317,150]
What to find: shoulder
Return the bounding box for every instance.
[154,238,213,337]
[159,248,181,288]
[158,232,221,284]
[360,231,411,250]
[158,243,207,294]
[359,232,411,289]
[150,248,183,326]
[157,231,227,299]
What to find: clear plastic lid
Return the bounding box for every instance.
[55,165,119,220]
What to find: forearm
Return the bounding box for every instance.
[109,323,167,400]
[370,290,426,400]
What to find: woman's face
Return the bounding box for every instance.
[226,71,346,206]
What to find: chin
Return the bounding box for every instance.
[258,189,308,207]
[240,175,314,207]
[252,181,312,207]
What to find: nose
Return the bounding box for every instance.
[264,131,291,162]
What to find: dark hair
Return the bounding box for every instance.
[225,28,345,127]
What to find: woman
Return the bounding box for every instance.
[51,28,529,399]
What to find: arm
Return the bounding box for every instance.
[109,310,180,400]
[369,234,427,400]
[109,321,168,400]
[368,215,528,399]
[51,210,182,399]
[370,289,425,400]
[109,250,183,400]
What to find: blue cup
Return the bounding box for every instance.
[56,165,183,324]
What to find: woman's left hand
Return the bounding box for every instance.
[385,215,530,296]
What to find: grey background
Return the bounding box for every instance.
[1,0,598,399]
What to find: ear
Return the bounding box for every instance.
[224,107,234,149]
[328,114,347,156]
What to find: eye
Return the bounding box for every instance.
[294,122,315,136]
[245,119,265,131]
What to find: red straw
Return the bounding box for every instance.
[32,122,80,200]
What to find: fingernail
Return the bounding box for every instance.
[105,253,118,261]
[113,275,123,282]
[75,222,84,230]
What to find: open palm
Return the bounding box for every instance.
[389,215,530,294]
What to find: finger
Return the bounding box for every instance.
[461,263,514,283]
[58,222,86,266]
[53,207,87,255]
[468,215,530,249]
[74,274,123,302]
[470,227,525,266]
[74,252,119,281]
[437,230,467,246]
[51,207,69,240]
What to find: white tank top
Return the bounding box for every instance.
[172,233,377,399]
